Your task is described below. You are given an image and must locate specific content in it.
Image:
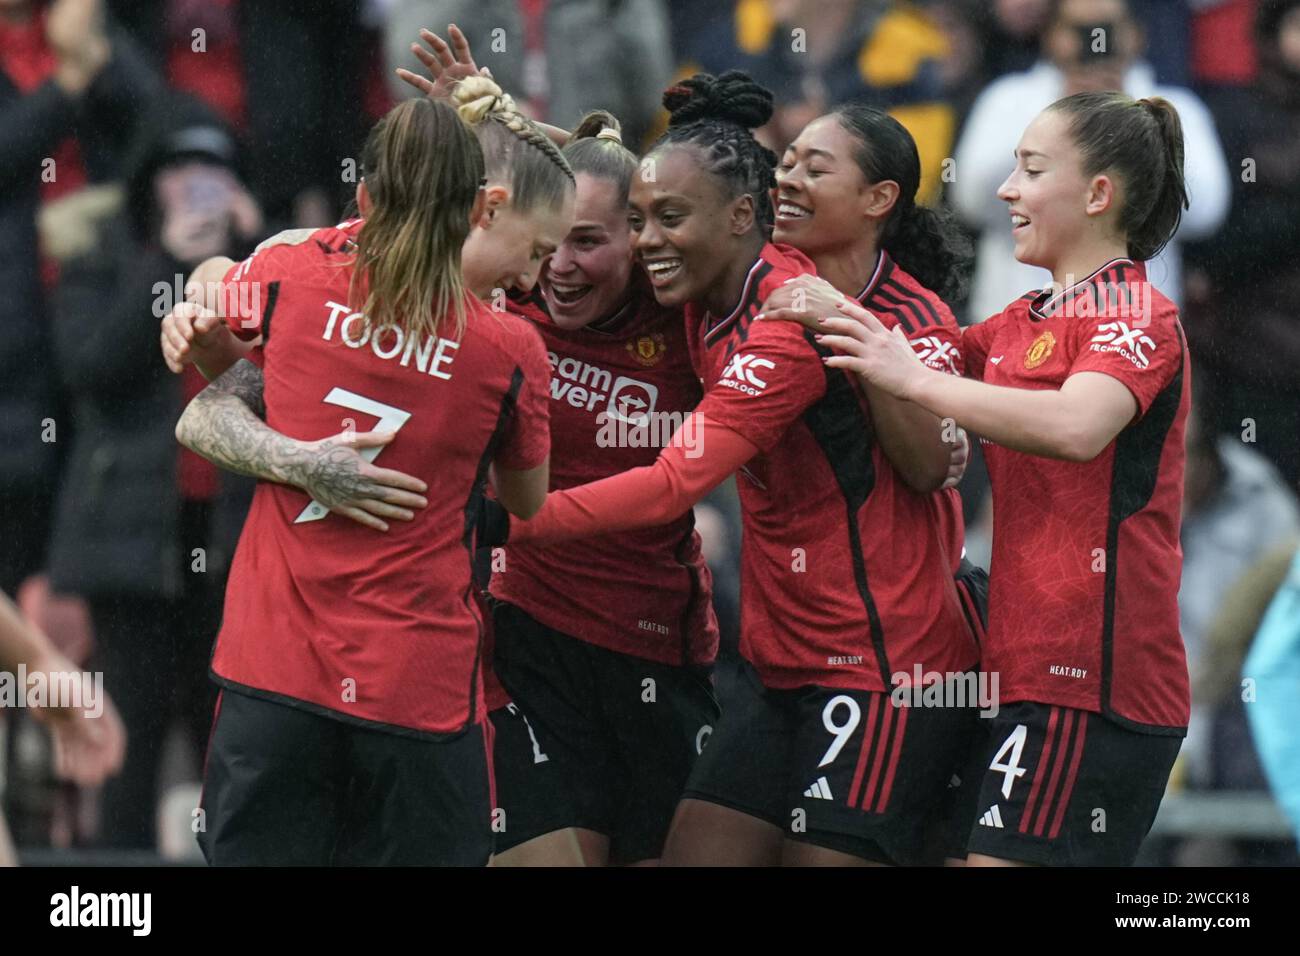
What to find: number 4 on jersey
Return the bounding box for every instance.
[295,387,412,524]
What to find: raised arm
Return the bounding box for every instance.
[397,25,571,147]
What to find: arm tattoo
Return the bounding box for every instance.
[175,359,376,507]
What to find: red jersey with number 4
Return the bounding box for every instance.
[961,258,1190,732]
[689,243,976,691]
[212,226,551,736]
[491,283,718,669]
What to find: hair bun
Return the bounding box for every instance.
[662,70,774,131]
[452,75,518,125]
[571,109,624,144]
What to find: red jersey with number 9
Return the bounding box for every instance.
[211,224,551,736]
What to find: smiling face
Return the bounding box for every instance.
[461,185,575,298]
[628,146,740,308]
[773,115,879,253]
[997,109,1102,273]
[539,173,635,329]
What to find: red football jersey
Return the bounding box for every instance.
[212,226,551,736]
[490,281,719,669]
[853,250,968,574]
[961,258,1191,732]
[689,243,977,691]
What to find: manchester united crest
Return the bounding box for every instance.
[627,333,667,367]
[1024,330,1056,370]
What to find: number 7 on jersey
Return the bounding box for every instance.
[295,387,412,524]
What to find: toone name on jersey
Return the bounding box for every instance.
[321,300,458,379]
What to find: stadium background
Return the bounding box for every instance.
[0,0,1297,865]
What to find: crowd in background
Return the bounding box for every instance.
[0,0,1297,864]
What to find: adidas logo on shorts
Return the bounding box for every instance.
[803,776,833,800]
[978,805,1005,828]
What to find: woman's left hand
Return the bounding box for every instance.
[815,300,932,401]
[396,24,490,100]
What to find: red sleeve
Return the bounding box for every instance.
[694,318,825,453]
[220,245,296,340]
[959,317,995,381]
[494,323,552,471]
[1066,303,1183,417]
[510,414,757,543]
[897,321,965,377]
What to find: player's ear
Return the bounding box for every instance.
[862,178,900,223]
[477,185,510,229]
[729,193,756,237]
[1085,173,1116,219]
[356,179,373,216]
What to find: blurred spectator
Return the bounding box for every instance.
[1191,0,1260,86]
[971,0,1053,80]
[1244,541,1300,847]
[1179,369,1299,788]
[951,0,1230,322]
[43,93,258,849]
[0,0,160,597]
[383,0,673,149]
[1184,0,1300,487]
[239,0,367,228]
[677,0,954,205]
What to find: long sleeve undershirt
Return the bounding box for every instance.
[510,414,759,544]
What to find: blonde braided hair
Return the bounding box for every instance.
[452,76,574,212]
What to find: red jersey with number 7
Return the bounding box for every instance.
[961,258,1190,733]
[211,225,551,736]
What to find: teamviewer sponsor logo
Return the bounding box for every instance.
[606,376,659,425]
[719,353,775,396]
[1090,321,1157,369]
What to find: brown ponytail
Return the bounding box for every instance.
[1049,91,1190,262]
[349,97,483,339]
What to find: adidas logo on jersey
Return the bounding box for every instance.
[978,805,1005,828]
[1090,320,1157,369]
[719,353,775,396]
[803,776,833,800]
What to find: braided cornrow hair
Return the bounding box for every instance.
[452,75,574,213]
[650,71,778,231]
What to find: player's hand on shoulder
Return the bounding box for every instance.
[757,274,847,331]
[293,429,430,533]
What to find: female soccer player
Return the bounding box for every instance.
[807,91,1192,866]
[486,113,721,868]
[172,94,571,865]
[496,71,980,867]
[758,103,987,648]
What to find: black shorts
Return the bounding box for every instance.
[491,600,719,864]
[947,701,1182,866]
[683,660,979,865]
[199,688,493,866]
